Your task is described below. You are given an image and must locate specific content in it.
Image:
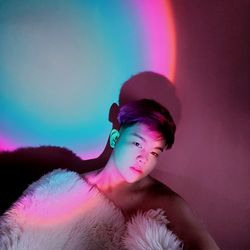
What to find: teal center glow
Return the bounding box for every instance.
[0,0,175,158]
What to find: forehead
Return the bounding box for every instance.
[121,123,165,144]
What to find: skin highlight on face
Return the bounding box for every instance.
[85,123,165,192]
[111,123,165,182]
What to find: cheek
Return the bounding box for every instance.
[146,158,158,172]
[114,144,136,166]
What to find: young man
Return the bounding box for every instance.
[0,98,219,249]
[85,98,220,249]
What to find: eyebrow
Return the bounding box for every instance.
[131,132,164,152]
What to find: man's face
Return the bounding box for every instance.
[112,123,165,183]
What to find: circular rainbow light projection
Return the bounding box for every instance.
[0,0,176,159]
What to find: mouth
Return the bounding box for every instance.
[130,166,143,174]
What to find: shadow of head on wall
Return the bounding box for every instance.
[109,71,182,129]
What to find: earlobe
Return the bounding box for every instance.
[109,129,120,148]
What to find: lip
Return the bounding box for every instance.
[130,166,143,174]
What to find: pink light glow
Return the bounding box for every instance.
[135,0,176,82]
[15,178,98,227]
[0,136,16,151]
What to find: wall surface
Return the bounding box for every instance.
[0,0,249,249]
[152,1,250,249]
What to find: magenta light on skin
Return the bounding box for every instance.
[0,0,176,159]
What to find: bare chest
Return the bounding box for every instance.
[103,184,156,220]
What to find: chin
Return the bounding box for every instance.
[125,175,143,184]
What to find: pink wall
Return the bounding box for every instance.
[152,0,250,249]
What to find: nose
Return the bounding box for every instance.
[136,153,148,165]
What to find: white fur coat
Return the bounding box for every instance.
[0,169,182,250]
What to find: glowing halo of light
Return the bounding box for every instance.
[0,0,176,157]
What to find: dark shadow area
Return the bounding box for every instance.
[119,71,181,126]
[152,168,250,249]
[0,71,181,215]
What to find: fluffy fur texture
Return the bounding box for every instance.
[0,169,182,250]
[124,209,182,250]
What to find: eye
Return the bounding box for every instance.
[133,142,142,148]
[151,152,159,158]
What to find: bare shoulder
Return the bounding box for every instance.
[144,176,220,250]
[133,176,182,213]
[139,176,179,200]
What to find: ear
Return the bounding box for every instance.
[109,129,120,148]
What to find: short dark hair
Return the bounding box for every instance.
[118,99,176,149]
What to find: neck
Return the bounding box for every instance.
[87,156,128,193]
